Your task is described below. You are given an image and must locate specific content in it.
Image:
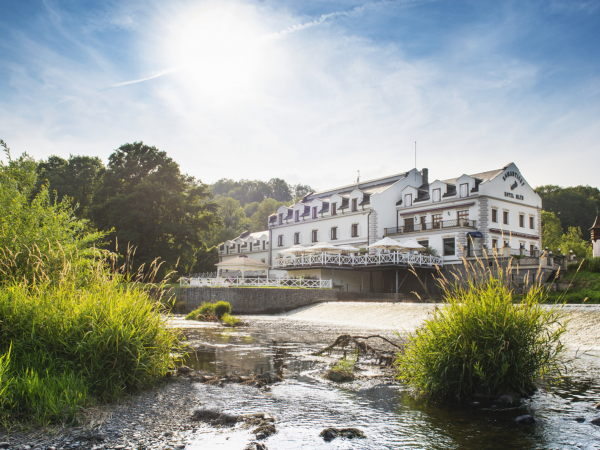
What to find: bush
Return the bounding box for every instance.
[213,301,232,319]
[396,267,567,401]
[186,302,216,320]
[221,313,241,327]
[0,275,180,424]
[568,257,600,273]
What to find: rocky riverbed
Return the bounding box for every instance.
[3,303,600,450]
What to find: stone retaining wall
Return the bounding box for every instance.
[178,287,338,314]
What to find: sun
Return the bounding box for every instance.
[172,5,265,101]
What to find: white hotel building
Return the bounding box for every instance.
[217,163,542,293]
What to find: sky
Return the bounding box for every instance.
[1,0,599,191]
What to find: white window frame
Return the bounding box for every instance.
[312,206,317,219]
[311,229,318,242]
[278,235,284,247]
[295,210,299,222]
[460,183,468,198]
[432,188,441,202]
[294,232,301,245]
[331,226,338,240]
[404,194,412,207]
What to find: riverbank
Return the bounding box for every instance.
[3,303,600,449]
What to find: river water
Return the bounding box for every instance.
[173,303,600,449]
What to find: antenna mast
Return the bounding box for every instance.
[356,170,360,185]
[415,141,417,181]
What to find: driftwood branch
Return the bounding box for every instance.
[313,334,403,366]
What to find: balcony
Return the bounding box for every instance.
[385,219,476,236]
[275,252,443,269]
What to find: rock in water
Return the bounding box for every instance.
[574,417,585,423]
[245,442,268,450]
[319,427,365,441]
[253,424,277,440]
[177,365,192,374]
[591,418,600,426]
[325,369,355,382]
[516,415,536,425]
[595,402,600,410]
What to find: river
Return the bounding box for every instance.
[174,302,600,449]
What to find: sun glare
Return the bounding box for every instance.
[173,6,264,101]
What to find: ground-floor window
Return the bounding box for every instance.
[294,232,300,245]
[278,235,283,247]
[312,230,318,242]
[443,238,455,256]
[417,239,429,248]
[351,224,359,237]
[331,227,338,240]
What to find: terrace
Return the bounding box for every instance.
[274,251,443,269]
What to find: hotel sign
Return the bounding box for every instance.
[503,169,525,200]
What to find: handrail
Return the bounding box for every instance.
[385,219,476,235]
[180,277,332,289]
[273,251,443,269]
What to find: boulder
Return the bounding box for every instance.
[325,369,355,382]
[595,402,600,410]
[591,418,600,426]
[515,415,535,425]
[177,365,192,374]
[245,442,268,450]
[319,427,365,442]
[494,393,517,405]
[574,417,585,423]
[253,424,277,440]
[190,408,238,425]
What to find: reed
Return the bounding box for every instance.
[396,251,568,402]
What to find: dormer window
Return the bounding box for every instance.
[351,198,358,212]
[404,194,412,207]
[460,183,469,198]
[295,210,299,222]
[432,188,441,202]
[332,203,337,215]
[312,206,317,219]
[278,213,283,225]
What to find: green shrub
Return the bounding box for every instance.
[221,313,241,327]
[569,257,600,273]
[333,350,357,373]
[186,302,216,320]
[396,267,567,401]
[213,301,232,319]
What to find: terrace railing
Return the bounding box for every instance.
[274,251,443,269]
[384,219,476,236]
[180,277,332,289]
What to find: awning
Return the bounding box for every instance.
[466,231,484,238]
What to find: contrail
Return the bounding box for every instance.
[106,0,422,89]
[106,66,183,89]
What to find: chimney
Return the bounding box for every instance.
[422,168,429,186]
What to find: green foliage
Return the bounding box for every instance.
[213,301,232,318]
[186,302,216,320]
[221,313,241,326]
[33,155,105,221]
[248,198,290,232]
[0,150,104,286]
[536,185,600,241]
[217,197,248,232]
[333,350,357,373]
[541,211,591,258]
[210,178,313,206]
[91,142,219,279]
[396,267,567,401]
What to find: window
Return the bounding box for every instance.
[352,198,358,212]
[351,224,359,237]
[226,246,229,254]
[404,217,414,232]
[277,235,283,247]
[420,216,426,231]
[332,203,337,215]
[250,243,253,251]
[503,211,509,225]
[492,208,498,223]
[432,188,441,202]
[432,214,442,228]
[460,183,468,198]
[457,210,469,224]
[519,214,525,228]
[331,227,338,240]
[261,259,266,263]
[278,213,283,225]
[295,210,299,222]
[492,239,498,248]
[404,194,412,207]
[237,244,240,253]
[262,241,266,250]
[443,238,455,256]
[294,232,300,245]
[418,240,429,248]
[312,206,317,219]
[530,244,535,254]
[529,216,534,229]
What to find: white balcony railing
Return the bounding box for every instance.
[274,252,443,269]
[180,277,332,289]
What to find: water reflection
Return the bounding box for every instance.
[176,316,600,450]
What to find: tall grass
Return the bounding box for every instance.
[396,254,568,401]
[0,253,181,425]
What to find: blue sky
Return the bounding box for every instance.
[1,0,599,190]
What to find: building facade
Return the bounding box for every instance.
[217,162,542,292]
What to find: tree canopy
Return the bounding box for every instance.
[210,178,314,206]
[91,142,219,278]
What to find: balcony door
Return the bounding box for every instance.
[404,218,414,232]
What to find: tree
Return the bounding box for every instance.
[292,183,314,199]
[536,185,600,241]
[244,201,260,218]
[268,178,292,202]
[91,142,219,279]
[541,210,591,258]
[541,210,563,253]
[34,154,105,220]
[217,197,248,231]
[249,198,287,232]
